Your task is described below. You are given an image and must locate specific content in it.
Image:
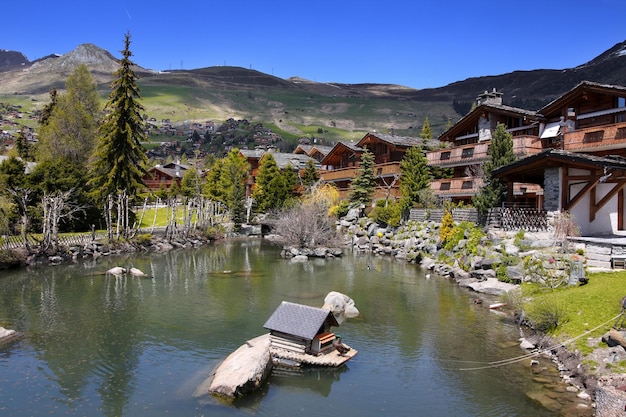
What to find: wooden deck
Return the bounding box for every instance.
[270,345,357,367]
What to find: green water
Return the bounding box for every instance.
[0,239,589,416]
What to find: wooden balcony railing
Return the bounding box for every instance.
[319,162,401,182]
[143,179,175,190]
[426,136,543,167]
[563,121,626,151]
[430,177,482,196]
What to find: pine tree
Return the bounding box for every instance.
[473,123,515,215]
[253,153,290,212]
[419,117,432,141]
[399,146,432,210]
[88,33,148,203]
[301,159,320,189]
[221,149,249,226]
[349,149,376,206]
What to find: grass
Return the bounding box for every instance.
[522,270,626,354]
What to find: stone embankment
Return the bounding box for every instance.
[1,234,216,269]
[336,213,577,296]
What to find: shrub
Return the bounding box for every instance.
[370,200,402,227]
[330,200,350,218]
[526,299,568,333]
[439,210,455,244]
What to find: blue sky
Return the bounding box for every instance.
[5,0,626,89]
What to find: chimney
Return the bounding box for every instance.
[476,88,503,106]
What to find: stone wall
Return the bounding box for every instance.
[596,374,626,417]
[544,167,560,212]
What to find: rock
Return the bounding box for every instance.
[0,327,16,340]
[467,277,517,295]
[322,291,359,324]
[291,255,308,262]
[197,334,272,399]
[520,338,536,350]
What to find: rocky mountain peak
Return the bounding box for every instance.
[0,49,30,72]
[30,43,119,74]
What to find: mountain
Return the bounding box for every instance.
[1,41,626,139]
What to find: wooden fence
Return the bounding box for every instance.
[409,207,549,232]
[0,232,109,251]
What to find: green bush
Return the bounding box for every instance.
[370,200,402,227]
[526,299,568,333]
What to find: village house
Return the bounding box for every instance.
[143,160,190,191]
[426,89,545,206]
[318,132,422,200]
[494,81,626,236]
[239,148,320,198]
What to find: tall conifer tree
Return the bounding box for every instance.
[473,123,515,215]
[89,33,148,203]
[349,149,376,206]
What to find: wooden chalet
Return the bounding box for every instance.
[143,161,190,191]
[319,133,422,200]
[493,82,626,236]
[426,89,544,206]
[239,149,320,197]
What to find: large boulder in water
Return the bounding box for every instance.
[195,334,272,399]
[322,291,359,324]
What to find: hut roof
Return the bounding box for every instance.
[263,301,338,340]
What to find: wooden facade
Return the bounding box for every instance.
[491,82,626,235]
[319,133,422,200]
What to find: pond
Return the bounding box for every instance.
[0,239,590,416]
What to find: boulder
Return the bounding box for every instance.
[467,277,517,295]
[322,291,359,324]
[196,334,272,399]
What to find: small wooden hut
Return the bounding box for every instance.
[263,301,338,356]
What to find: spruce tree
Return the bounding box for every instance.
[88,33,148,203]
[253,153,289,212]
[473,123,515,215]
[349,149,376,207]
[399,146,432,210]
[301,159,320,189]
[419,117,432,141]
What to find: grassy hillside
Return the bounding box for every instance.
[0,67,460,142]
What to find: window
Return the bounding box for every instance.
[461,147,474,158]
[618,97,626,123]
[440,182,451,191]
[461,180,473,190]
[441,151,451,160]
[583,131,604,143]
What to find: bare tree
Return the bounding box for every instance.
[7,188,32,249]
[41,189,86,250]
[273,201,339,248]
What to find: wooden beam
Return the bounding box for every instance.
[566,177,600,211]
[591,180,626,221]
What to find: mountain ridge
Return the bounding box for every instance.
[1,41,626,139]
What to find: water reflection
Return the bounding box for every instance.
[0,240,589,416]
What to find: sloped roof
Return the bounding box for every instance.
[263,301,338,340]
[493,149,626,184]
[539,80,626,117]
[268,152,319,169]
[438,103,540,143]
[358,132,422,148]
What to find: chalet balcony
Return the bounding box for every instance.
[563,121,626,152]
[319,162,401,182]
[430,177,482,197]
[143,179,175,190]
[426,136,543,167]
